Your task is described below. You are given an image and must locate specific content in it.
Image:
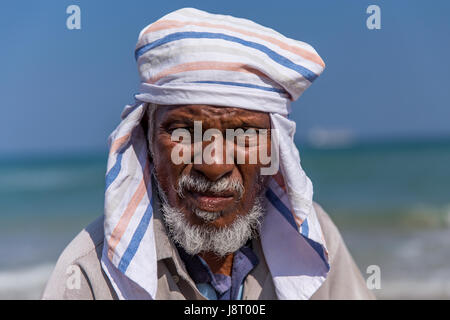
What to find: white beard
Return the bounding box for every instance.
[154,173,266,257]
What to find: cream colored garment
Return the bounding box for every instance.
[42,199,375,300]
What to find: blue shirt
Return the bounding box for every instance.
[176,241,259,300]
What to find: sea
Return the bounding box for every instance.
[1,139,449,299]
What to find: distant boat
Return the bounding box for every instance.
[307,127,355,148]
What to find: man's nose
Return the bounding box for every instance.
[192,140,234,181]
[193,161,234,181]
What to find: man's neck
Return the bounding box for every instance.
[199,252,234,276]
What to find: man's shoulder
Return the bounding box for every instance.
[311,202,376,299]
[42,215,112,299]
[312,202,342,261]
[59,215,105,264]
[312,201,336,231]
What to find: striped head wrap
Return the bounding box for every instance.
[101,7,330,300]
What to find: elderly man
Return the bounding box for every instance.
[42,8,374,300]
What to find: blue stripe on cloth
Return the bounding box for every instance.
[118,197,154,273]
[237,283,244,300]
[266,190,328,267]
[301,218,309,237]
[303,236,330,269]
[135,31,318,82]
[196,283,218,300]
[265,188,298,231]
[191,80,287,94]
[105,152,123,191]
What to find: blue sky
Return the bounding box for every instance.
[1,0,449,154]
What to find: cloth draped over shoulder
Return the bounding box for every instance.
[101,7,330,300]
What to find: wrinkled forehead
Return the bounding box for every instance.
[152,104,271,128]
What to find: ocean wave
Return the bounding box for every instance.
[0,167,104,192]
[331,203,450,230]
[376,278,450,299]
[0,263,54,300]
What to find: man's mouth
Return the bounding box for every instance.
[186,190,236,212]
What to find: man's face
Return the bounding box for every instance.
[151,104,271,229]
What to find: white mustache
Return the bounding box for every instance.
[176,174,244,200]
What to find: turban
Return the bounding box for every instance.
[101,7,330,300]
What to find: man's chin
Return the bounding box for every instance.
[192,209,223,224]
[161,197,265,257]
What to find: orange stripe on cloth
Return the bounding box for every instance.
[272,173,303,228]
[141,20,325,67]
[107,161,151,260]
[109,133,131,155]
[293,213,303,229]
[273,172,286,192]
[146,61,270,84]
